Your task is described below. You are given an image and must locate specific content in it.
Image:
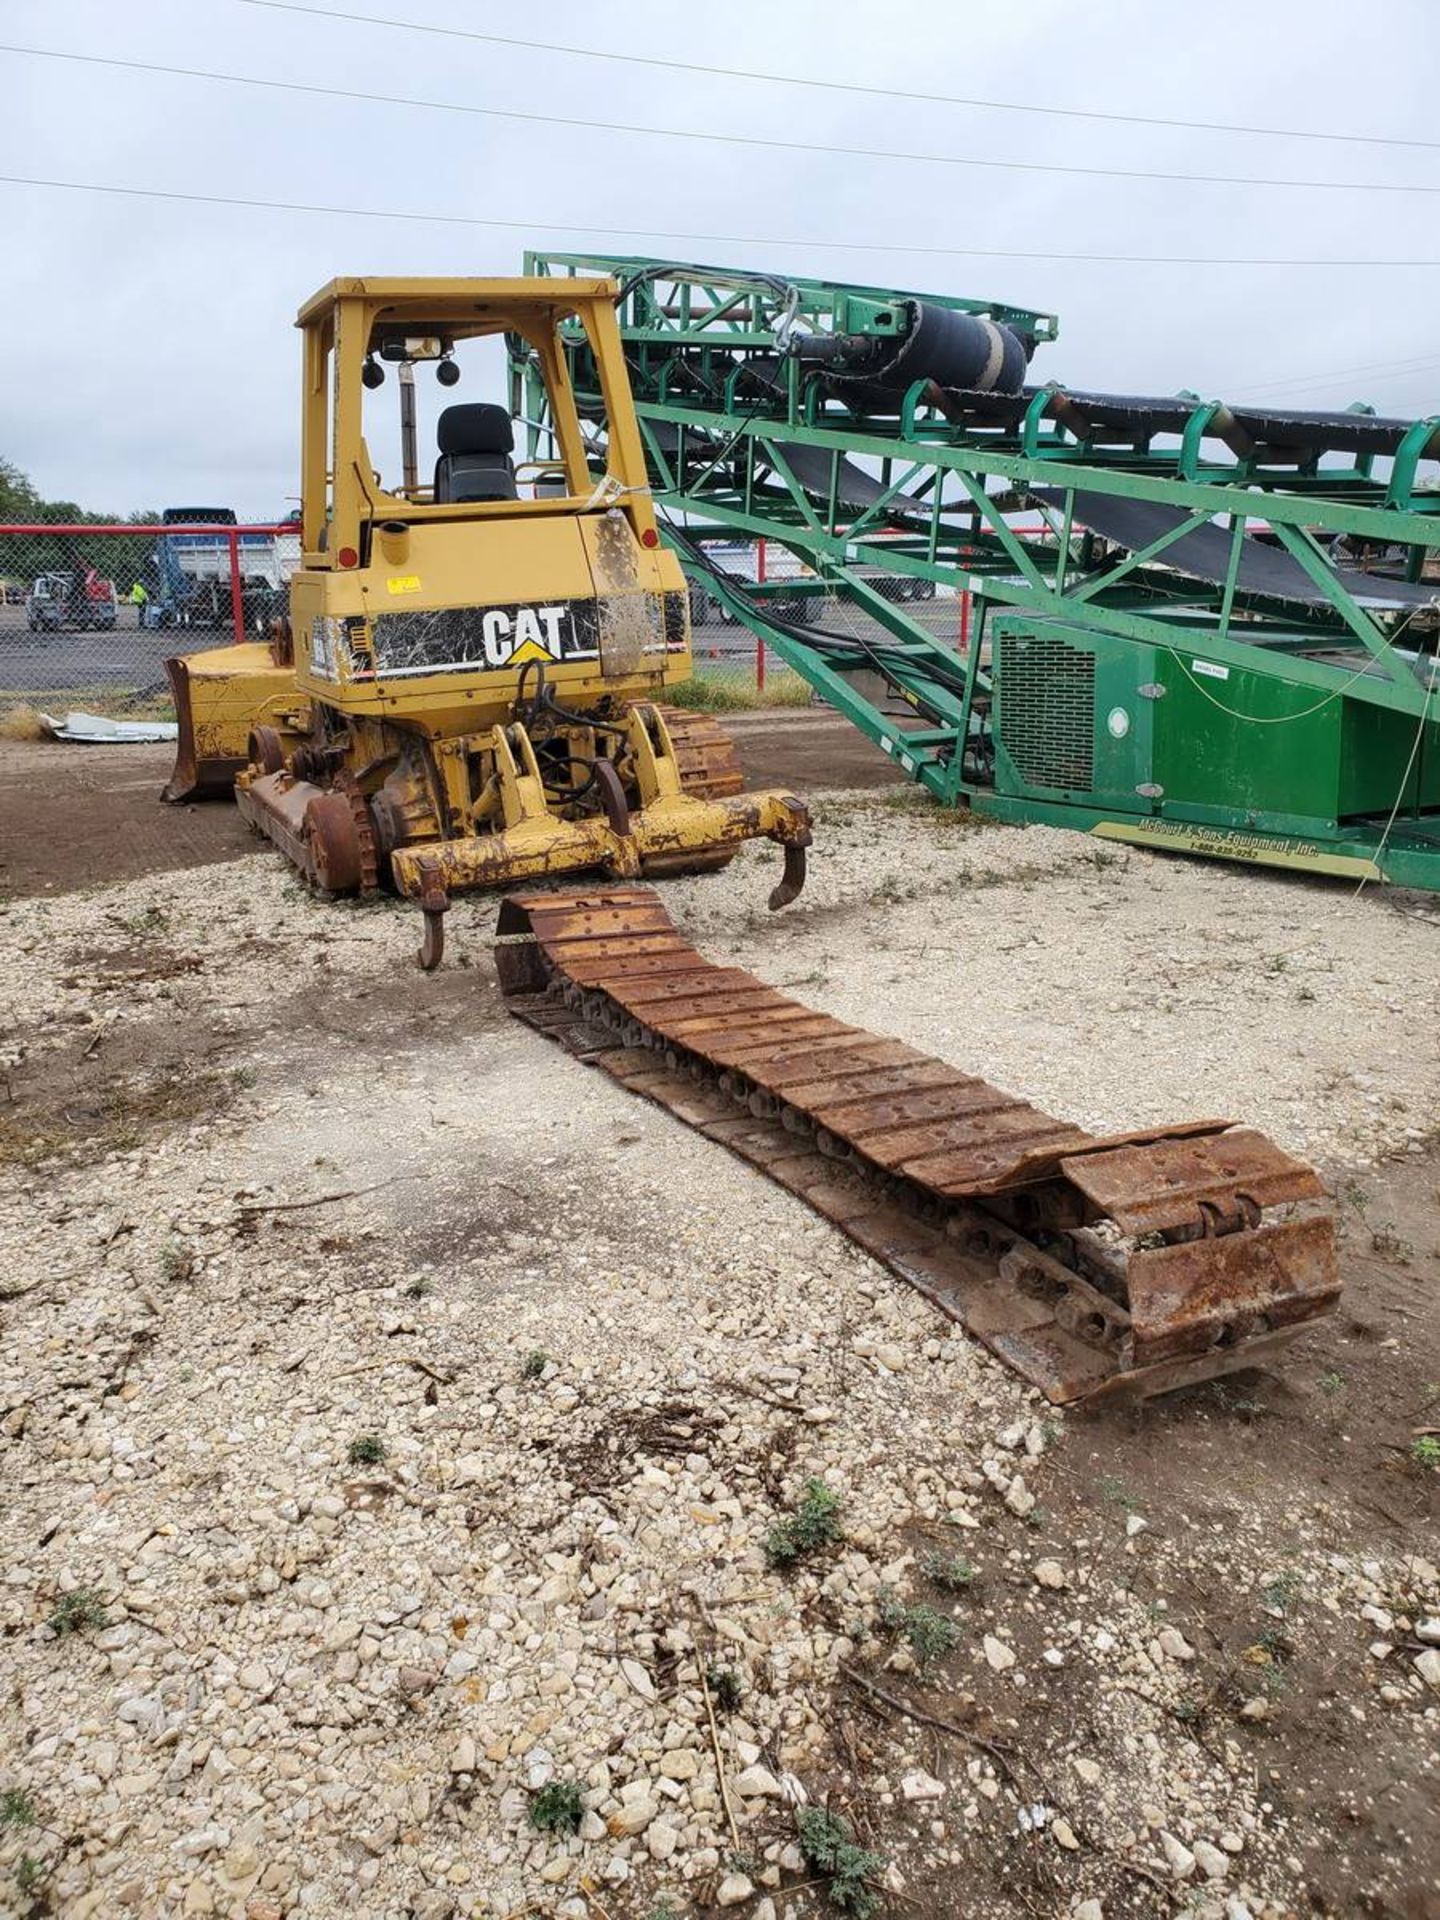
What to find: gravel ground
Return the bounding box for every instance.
[1,792,1437,1920]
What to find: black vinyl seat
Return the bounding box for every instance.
[433,403,517,503]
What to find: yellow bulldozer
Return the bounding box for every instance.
[163,276,811,965]
[159,273,1342,1408]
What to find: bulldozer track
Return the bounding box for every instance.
[496,885,1339,1405]
[653,705,746,802]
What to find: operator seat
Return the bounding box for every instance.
[433,403,518,503]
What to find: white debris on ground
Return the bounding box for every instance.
[0,794,1436,1919]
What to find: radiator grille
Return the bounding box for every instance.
[997,633,1096,791]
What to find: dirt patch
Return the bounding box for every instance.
[0,741,254,898]
[0,920,496,1168]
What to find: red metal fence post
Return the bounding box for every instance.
[959,588,972,653]
[227,530,245,646]
[755,537,767,694]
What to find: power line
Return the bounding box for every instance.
[5,173,1440,268]
[1234,350,1440,402]
[8,41,1438,199]
[237,0,1440,156]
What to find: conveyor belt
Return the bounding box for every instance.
[886,383,1440,461]
[1031,488,1440,612]
[496,885,1339,1405]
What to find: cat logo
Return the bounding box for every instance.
[369,597,604,678]
[482,604,572,667]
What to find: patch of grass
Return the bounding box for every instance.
[1212,1381,1265,1419]
[0,684,175,722]
[123,904,169,933]
[0,1116,73,1169]
[1256,1656,1295,1700]
[920,1548,976,1592]
[764,1477,845,1568]
[706,1663,744,1713]
[0,704,48,742]
[520,1348,550,1381]
[1411,1435,1440,1472]
[346,1433,387,1467]
[0,1061,244,1169]
[1370,1225,1412,1262]
[1317,1370,1346,1396]
[1098,1474,1141,1513]
[1261,1569,1302,1617]
[159,1237,193,1284]
[896,1602,960,1667]
[404,1277,434,1300]
[528,1780,584,1835]
[0,1789,36,1830]
[662,672,813,713]
[796,1806,888,1919]
[47,1588,105,1637]
[15,1854,49,1897]
[876,1586,960,1664]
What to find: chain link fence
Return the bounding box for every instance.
[682,535,970,711]
[0,513,299,722]
[0,521,973,724]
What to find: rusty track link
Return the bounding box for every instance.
[653,705,746,803]
[496,886,1339,1405]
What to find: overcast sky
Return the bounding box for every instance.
[4,0,1440,516]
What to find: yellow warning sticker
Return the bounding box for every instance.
[386,574,421,596]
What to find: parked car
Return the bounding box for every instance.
[26,568,118,633]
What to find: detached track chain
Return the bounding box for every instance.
[495,885,1339,1405]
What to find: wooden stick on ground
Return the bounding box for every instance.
[840,1664,1029,1795]
[234,1171,428,1216]
[696,1649,742,1854]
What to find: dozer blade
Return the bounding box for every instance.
[495,885,1340,1406]
[162,644,299,803]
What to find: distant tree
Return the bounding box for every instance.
[0,460,167,586]
[0,457,41,521]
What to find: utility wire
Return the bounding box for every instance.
[1234,351,1440,403]
[4,174,1440,269]
[8,42,1439,199]
[1162,608,1436,743]
[1355,665,1437,893]
[237,0,1440,156]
